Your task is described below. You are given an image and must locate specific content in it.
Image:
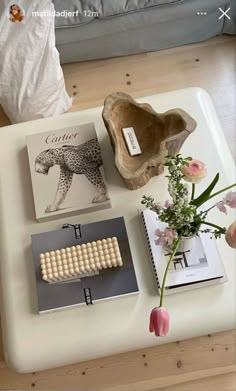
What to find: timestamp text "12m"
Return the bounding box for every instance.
[83,10,99,17]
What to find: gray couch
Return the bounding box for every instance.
[53,0,236,64]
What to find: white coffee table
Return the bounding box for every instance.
[0,88,235,373]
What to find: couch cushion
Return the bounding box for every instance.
[53,0,184,28]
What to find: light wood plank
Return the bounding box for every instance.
[0,330,235,390]
[152,372,236,391]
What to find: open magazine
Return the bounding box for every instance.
[140,209,227,295]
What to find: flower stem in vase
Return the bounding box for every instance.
[191,183,195,200]
[199,221,226,233]
[159,237,181,307]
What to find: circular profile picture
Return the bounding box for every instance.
[9,4,25,23]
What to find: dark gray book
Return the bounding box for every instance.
[31,217,139,313]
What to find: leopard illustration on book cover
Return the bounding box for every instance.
[35,138,109,213]
[27,123,111,221]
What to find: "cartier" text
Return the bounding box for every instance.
[46,133,79,144]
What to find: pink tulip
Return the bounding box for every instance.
[225,221,236,249]
[181,159,206,183]
[149,307,169,337]
[224,191,236,208]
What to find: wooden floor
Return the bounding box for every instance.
[0,330,235,390]
[0,35,236,390]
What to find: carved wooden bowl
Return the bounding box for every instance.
[102,92,197,190]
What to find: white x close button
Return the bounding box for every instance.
[219,7,231,20]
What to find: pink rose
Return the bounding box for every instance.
[225,221,236,249]
[223,191,236,208]
[181,159,206,184]
[149,307,169,337]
